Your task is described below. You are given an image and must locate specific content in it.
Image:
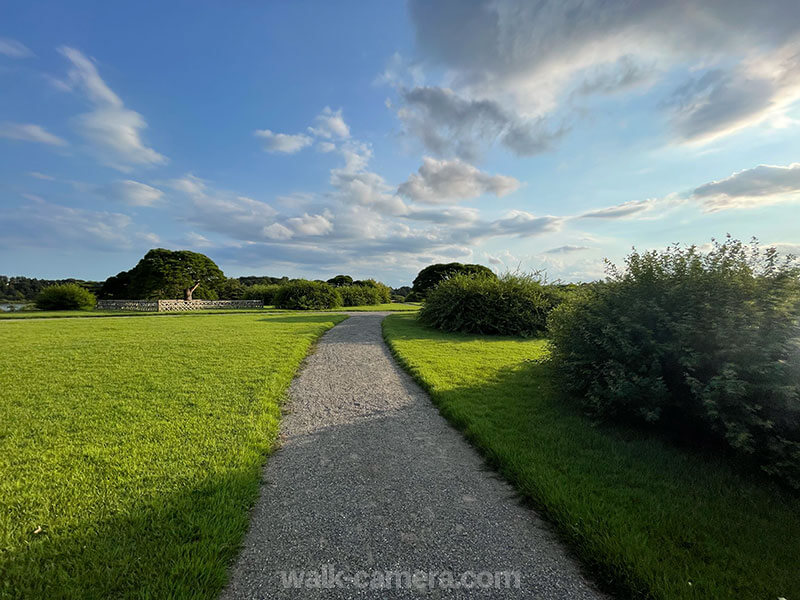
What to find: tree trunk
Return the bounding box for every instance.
[184,282,201,301]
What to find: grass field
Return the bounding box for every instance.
[0,312,346,599]
[382,314,800,600]
[0,303,418,319]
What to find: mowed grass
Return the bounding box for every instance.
[0,313,346,599]
[382,314,800,600]
[0,303,418,320]
[322,302,420,312]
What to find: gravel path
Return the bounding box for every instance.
[222,313,606,599]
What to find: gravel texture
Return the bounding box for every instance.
[222,313,606,599]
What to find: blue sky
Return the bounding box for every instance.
[2,1,799,286]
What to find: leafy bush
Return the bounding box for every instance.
[548,238,800,488]
[419,273,563,337]
[338,284,381,306]
[242,284,281,305]
[412,263,496,298]
[274,280,342,310]
[35,284,96,310]
[357,279,391,303]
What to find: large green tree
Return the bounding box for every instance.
[411,262,496,298]
[100,249,226,300]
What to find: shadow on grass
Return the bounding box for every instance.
[1,467,263,600]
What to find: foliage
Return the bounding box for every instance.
[392,285,412,299]
[35,283,96,311]
[326,275,353,287]
[242,284,282,305]
[1,276,101,302]
[237,275,288,287]
[218,278,245,300]
[411,262,496,298]
[0,313,345,599]
[338,284,382,306]
[135,249,225,300]
[274,280,342,310]
[419,273,563,337]
[383,314,800,600]
[548,238,800,488]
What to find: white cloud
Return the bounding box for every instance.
[691,162,800,211]
[544,244,591,254]
[0,196,138,250]
[254,129,313,154]
[317,141,336,153]
[59,46,166,169]
[0,122,67,146]
[308,107,350,139]
[397,86,568,160]
[398,156,519,203]
[399,1,800,153]
[263,223,294,240]
[286,213,333,236]
[0,38,33,58]
[578,198,659,219]
[27,171,55,180]
[101,180,164,207]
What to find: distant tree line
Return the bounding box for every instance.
[0,276,102,302]
[5,249,418,303]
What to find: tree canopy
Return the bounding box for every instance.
[411,262,496,298]
[326,275,354,287]
[100,249,226,300]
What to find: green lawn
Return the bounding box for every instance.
[382,314,800,600]
[0,312,346,599]
[0,303,418,319]
[324,302,420,312]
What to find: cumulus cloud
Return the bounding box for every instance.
[398,157,520,203]
[59,46,166,169]
[0,38,33,58]
[0,122,67,146]
[691,162,800,211]
[397,86,568,160]
[286,213,333,236]
[401,0,800,152]
[308,107,350,139]
[254,129,313,154]
[329,141,408,215]
[169,175,281,241]
[100,180,163,207]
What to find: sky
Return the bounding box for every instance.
[1,1,799,286]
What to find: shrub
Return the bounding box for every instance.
[274,280,341,310]
[412,263,496,298]
[35,284,96,311]
[242,284,281,305]
[419,272,563,337]
[338,284,381,306]
[548,238,800,488]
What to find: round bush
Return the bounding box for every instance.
[338,285,381,306]
[274,280,341,310]
[547,239,800,488]
[242,284,282,305]
[35,283,96,310]
[418,273,562,337]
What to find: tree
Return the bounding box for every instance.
[326,275,353,287]
[100,249,226,300]
[411,263,496,298]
